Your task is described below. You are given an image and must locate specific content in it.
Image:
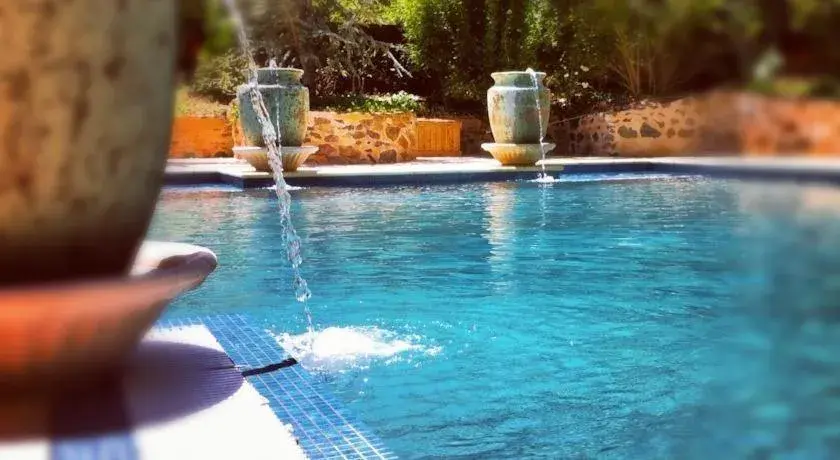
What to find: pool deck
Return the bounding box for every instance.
[165,156,840,188]
[8,315,396,460]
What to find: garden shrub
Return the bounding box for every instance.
[391,0,840,112]
[189,0,840,116]
[318,91,425,113]
[389,0,613,115]
[190,50,249,101]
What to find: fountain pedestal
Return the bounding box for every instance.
[234,145,318,173]
[482,70,553,167]
[235,66,318,173]
[481,143,556,166]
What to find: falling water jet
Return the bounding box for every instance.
[221,0,315,338]
[526,68,557,184]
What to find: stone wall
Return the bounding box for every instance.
[170,111,475,163]
[736,95,840,155]
[169,117,234,158]
[560,92,840,157]
[560,99,706,157]
[169,96,840,160]
[458,117,494,157]
[305,112,417,164]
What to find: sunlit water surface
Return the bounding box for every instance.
[150,175,840,459]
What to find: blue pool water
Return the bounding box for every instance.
[150,174,840,459]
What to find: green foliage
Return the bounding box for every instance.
[584,0,744,97]
[587,0,840,97]
[235,0,412,94]
[200,0,238,56]
[187,0,412,100]
[190,50,248,101]
[392,0,840,108]
[332,0,392,23]
[390,0,611,109]
[523,1,612,113]
[748,75,840,99]
[319,91,424,113]
[183,0,245,101]
[190,0,840,112]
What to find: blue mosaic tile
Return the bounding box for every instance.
[51,433,139,460]
[156,314,396,460]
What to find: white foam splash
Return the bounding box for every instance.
[263,184,304,191]
[274,326,441,373]
[530,175,560,184]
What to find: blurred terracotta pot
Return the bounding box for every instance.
[0,1,178,285]
[0,241,218,393]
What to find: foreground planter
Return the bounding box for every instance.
[0,1,177,284]
[237,68,309,147]
[0,241,217,392]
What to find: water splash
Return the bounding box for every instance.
[529,174,559,184]
[275,326,441,373]
[222,0,314,334]
[525,68,557,184]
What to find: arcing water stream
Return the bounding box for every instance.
[221,0,314,336]
[218,1,442,368]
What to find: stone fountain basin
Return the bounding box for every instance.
[234,145,318,173]
[0,241,217,392]
[481,142,556,166]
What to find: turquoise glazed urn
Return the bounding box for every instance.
[237,67,309,147]
[487,71,551,144]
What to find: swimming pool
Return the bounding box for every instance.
[150,174,840,459]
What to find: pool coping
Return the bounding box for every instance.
[164,156,840,188]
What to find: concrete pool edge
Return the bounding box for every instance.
[158,315,397,460]
[164,157,840,188]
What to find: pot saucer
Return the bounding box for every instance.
[481,143,556,166]
[0,241,217,392]
[233,145,318,172]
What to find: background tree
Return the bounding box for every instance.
[189,0,412,101]
[188,0,840,113]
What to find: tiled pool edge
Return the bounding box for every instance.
[164,159,655,188]
[164,157,840,188]
[652,159,840,185]
[157,315,397,460]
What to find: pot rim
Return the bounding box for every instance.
[241,67,306,82]
[491,70,547,79]
[260,67,304,75]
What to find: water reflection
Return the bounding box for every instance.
[153,189,263,243]
[736,180,840,218]
[482,182,517,293]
